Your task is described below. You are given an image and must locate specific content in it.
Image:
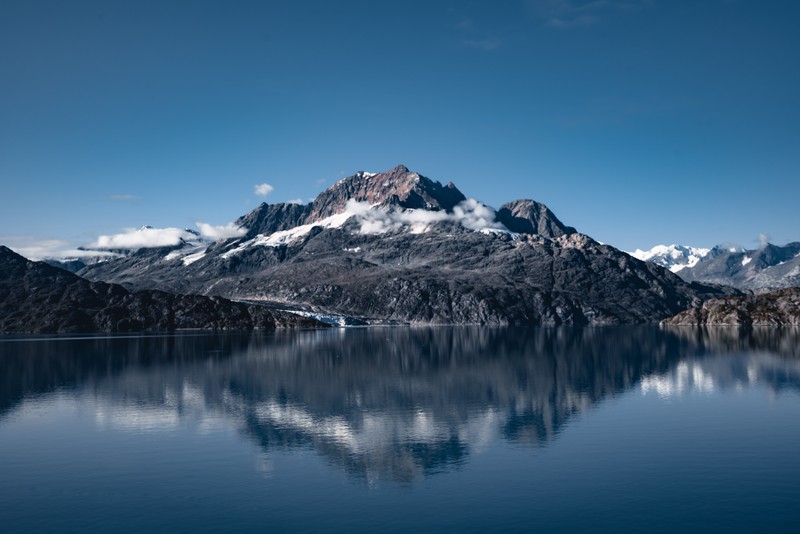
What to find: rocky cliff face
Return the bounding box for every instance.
[662,287,800,326]
[0,246,323,333]
[74,165,737,325]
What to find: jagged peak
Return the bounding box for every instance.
[496,199,575,238]
[308,165,467,221]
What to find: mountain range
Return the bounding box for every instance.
[21,165,738,327]
[631,242,800,291]
[629,244,714,273]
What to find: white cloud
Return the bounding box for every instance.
[195,221,247,240]
[91,226,197,249]
[221,201,516,255]
[254,183,274,197]
[1,236,122,261]
[286,198,305,205]
[344,199,510,236]
[452,199,508,231]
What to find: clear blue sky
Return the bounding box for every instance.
[1,0,798,256]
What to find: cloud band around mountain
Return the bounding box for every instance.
[196,222,247,240]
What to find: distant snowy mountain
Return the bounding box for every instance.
[679,242,800,292]
[628,244,711,273]
[631,242,800,291]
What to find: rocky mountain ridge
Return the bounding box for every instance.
[679,242,800,291]
[634,242,800,291]
[0,246,323,333]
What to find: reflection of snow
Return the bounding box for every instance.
[92,380,227,433]
[252,401,500,456]
[640,352,800,400]
[640,361,716,398]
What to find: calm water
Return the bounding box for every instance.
[1,327,799,533]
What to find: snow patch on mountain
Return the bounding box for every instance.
[221,210,354,258]
[629,244,711,273]
[219,199,515,258]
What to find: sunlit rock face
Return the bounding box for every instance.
[73,166,734,325]
[2,327,798,483]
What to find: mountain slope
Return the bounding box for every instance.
[0,246,323,333]
[75,165,737,325]
[662,287,800,326]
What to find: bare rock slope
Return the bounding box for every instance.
[0,246,323,333]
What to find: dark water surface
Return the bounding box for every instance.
[1,327,799,533]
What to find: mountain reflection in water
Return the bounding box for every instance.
[1,326,799,483]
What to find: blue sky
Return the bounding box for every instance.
[1,0,798,257]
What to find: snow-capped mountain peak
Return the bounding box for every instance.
[629,244,711,273]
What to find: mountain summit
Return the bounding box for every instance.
[71,165,735,325]
[311,165,467,218]
[236,165,467,239]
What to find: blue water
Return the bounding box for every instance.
[1,327,799,532]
